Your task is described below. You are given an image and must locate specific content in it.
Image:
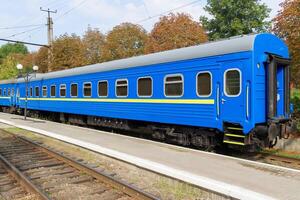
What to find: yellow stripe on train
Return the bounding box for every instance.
[19,98,215,105]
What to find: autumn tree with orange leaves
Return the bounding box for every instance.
[51,33,86,71]
[145,13,208,54]
[102,23,148,61]
[273,0,300,86]
[82,26,105,65]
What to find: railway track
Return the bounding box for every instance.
[0,130,158,200]
[0,156,45,200]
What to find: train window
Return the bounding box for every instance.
[98,81,108,97]
[83,82,92,97]
[3,89,6,96]
[35,87,40,97]
[42,86,47,97]
[11,89,14,96]
[197,72,212,97]
[138,77,152,97]
[164,74,183,97]
[116,79,128,97]
[7,89,10,96]
[70,83,78,97]
[30,87,33,97]
[224,69,241,96]
[60,84,66,97]
[50,85,56,97]
[0,88,2,96]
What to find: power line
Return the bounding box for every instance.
[136,0,201,24]
[55,0,90,21]
[5,26,45,39]
[0,24,44,30]
[0,38,49,47]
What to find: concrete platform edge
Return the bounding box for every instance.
[0,118,274,200]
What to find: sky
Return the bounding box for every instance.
[0,0,284,52]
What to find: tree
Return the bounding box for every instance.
[102,23,148,61]
[0,43,28,63]
[82,26,105,65]
[273,0,300,86]
[200,0,271,40]
[52,33,86,71]
[35,47,48,73]
[145,13,208,53]
[19,52,39,72]
[0,54,19,80]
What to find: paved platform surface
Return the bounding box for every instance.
[0,112,299,200]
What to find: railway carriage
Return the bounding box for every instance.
[0,33,296,149]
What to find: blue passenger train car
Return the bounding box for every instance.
[0,33,296,149]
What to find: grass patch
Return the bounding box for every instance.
[292,88,300,99]
[154,177,205,200]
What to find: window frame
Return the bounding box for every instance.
[97,80,108,98]
[137,76,153,98]
[42,86,47,97]
[30,87,33,97]
[115,79,128,98]
[83,82,92,97]
[196,71,213,97]
[164,74,184,98]
[224,68,242,97]
[59,84,67,97]
[70,83,78,98]
[35,86,40,97]
[50,84,56,97]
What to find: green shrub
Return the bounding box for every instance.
[291,96,300,117]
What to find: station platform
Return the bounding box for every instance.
[0,112,299,200]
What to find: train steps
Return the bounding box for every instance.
[223,124,245,146]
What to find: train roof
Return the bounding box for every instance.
[0,33,287,84]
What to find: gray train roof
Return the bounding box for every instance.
[1,34,258,84]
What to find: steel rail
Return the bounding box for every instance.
[0,153,51,200]
[6,131,159,200]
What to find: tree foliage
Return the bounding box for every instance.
[102,23,147,61]
[200,0,271,40]
[0,54,20,80]
[273,0,300,86]
[35,47,48,73]
[145,13,208,53]
[0,43,28,63]
[51,33,86,71]
[82,26,105,65]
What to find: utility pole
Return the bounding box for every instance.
[40,7,57,72]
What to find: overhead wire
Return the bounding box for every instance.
[5,25,45,39]
[136,0,202,24]
[0,24,44,30]
[55,0,90,21]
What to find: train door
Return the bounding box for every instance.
[267,55,290,119]
[12,87,17,106]
[16,86,20,107]
[277,65,285,117]
[220,62,244,123]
